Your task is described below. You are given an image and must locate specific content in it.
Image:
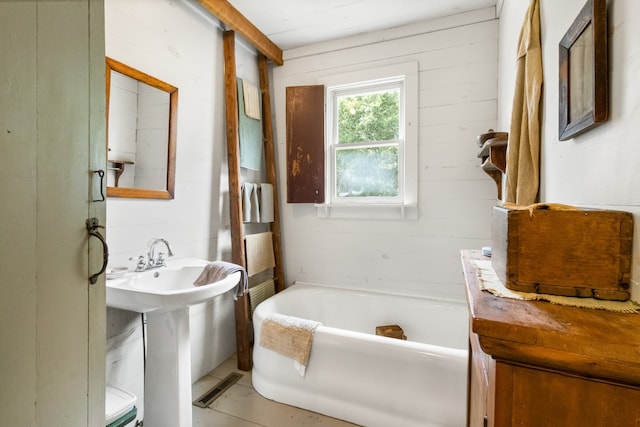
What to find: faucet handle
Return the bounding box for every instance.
[129,255,147,272]
[155,252,167,267]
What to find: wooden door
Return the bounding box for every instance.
[0,1,106,425]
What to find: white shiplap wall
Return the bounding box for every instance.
[273,8,499,300]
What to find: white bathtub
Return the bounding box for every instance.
[252,282,469,427]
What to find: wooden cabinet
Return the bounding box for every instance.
[461,250,640,427]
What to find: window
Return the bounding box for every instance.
[333,82,401,199]
[318,62,418,219]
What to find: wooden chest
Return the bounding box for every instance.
[491,205,633,301]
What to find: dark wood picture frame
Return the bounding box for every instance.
[558,0,608,141]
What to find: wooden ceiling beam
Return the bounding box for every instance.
[197,0,283,66]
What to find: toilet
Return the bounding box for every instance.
[105,385,137,427]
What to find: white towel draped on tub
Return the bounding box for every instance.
[260,313,321,377]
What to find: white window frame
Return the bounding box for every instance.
[316,62,418,220]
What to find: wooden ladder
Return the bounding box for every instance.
[223,31,285,371]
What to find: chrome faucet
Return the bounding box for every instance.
[133,238,174,272]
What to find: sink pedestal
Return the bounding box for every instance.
[144,307,193,427]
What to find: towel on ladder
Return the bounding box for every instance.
[248,279,275,316]
[241,183,261,223]
[193,261,248,300]
[260,313,321,377]
[242,183,253,222]
[241,183,273,223]
[245,232,275,277]
[259,183,274,223]
[242,79,261,120]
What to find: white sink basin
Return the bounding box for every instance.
[106,257,241,313]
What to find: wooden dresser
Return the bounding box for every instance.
[461,250,640,427]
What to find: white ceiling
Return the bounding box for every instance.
[227,0,497,51]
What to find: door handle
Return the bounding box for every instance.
[86,217,109,284]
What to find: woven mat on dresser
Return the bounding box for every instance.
[472,260,640,313]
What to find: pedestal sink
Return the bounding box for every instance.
[106,258,241,427]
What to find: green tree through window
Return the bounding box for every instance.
[335,88,400,197]
[338,91,399,143]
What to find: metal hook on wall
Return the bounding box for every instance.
[92,169,105,202]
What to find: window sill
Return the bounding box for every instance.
[315,203,417,220]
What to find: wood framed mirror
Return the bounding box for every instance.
[558,0,608,141]
[106,57,178,199]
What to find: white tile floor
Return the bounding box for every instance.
[192,355,359,427]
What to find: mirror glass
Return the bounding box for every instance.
[106,57,178,199]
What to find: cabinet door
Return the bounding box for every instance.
[494,362,640,426]
[285,85,325,203]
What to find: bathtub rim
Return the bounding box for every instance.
[292,279,467,307]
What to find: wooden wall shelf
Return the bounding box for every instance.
[107,159,134,188]
[476,131,507,199]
